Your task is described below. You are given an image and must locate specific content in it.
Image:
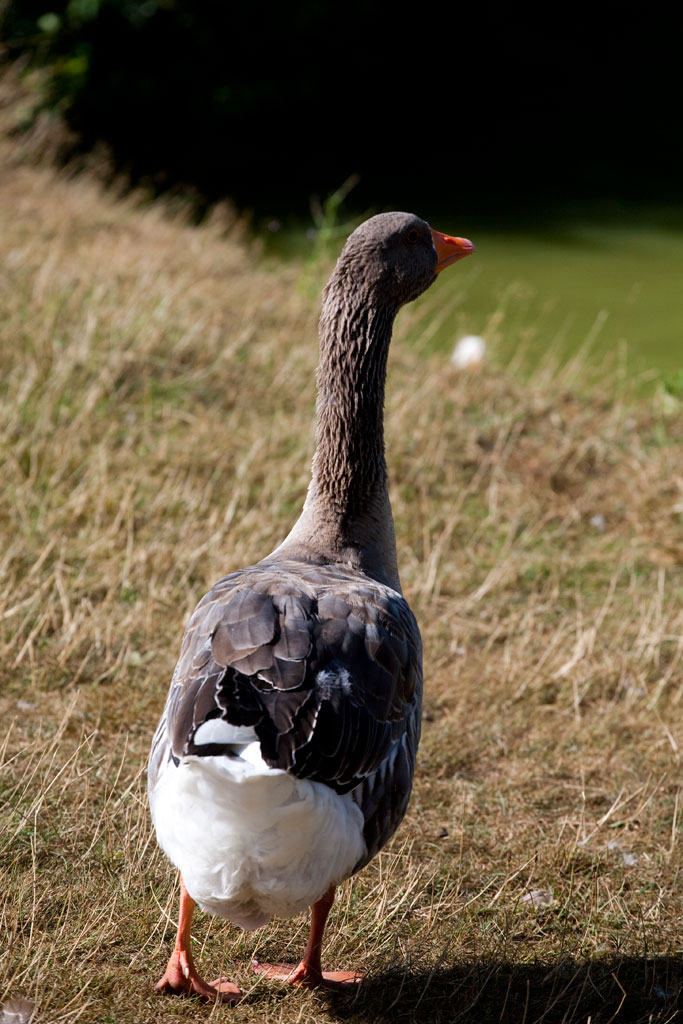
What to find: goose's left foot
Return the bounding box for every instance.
[156,949,242,1002]
[156,877,242,1003]
[252,885,361,990]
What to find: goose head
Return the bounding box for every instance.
[332,211,475,309]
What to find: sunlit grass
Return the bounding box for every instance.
[1,72,682,1024]
[430,223,683,382]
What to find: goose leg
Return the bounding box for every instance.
[155,877,242,1002]
[252,885,361,989]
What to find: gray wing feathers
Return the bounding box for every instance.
[352,699,421,871]
[153,559,422,855]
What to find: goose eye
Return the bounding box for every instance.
[406,228,419,244]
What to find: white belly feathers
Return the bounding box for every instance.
[149,722,366,931]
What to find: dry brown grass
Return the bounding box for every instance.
[1,72,682,1024]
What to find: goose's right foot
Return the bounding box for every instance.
[252,958,360,989]
[253,885,360,992]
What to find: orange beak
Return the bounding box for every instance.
[431,229,475,273]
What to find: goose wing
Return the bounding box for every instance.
[150,560,422,855]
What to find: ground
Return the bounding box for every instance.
[0,71,682,1024]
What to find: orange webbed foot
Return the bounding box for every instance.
[252,959,361,989]
[156,949,242,1003]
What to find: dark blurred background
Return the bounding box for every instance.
[2,1,681,223]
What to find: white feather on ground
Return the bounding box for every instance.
[451,334,486,369]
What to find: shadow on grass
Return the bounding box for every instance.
[322,955,683,1024]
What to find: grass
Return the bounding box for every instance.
[1,71,682,1023]
[430,223,683,383]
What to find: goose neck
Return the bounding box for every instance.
[275,275,401,589]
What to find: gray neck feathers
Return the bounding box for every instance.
[271,263,401,590]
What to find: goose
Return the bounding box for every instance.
[148,212,474,1001]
